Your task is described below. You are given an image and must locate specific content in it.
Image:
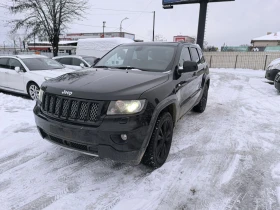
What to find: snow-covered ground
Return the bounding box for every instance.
[0,68,280,210]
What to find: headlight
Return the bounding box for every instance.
[44,77,52,80]
[107,100,146,115]
[38,89,44,102]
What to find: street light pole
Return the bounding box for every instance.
[103,21,106,38]
[152,11,155,42]
[120,17,129,33]
[3,41,5,51]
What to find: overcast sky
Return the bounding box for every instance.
[0,0,280,48]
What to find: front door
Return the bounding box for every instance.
[190,47,206,93]
[175,46,198,118]
[5,58,25,92]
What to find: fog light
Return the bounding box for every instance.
[121,134,127,141]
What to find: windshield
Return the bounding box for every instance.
[22,58,64,71]
[95,45,175,72]
[82,56,96,66]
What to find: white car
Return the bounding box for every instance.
[0,55,74,100]
[53,55,97,70]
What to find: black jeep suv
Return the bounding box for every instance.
[34,42,210,168]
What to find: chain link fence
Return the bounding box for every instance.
[204,52,280,70]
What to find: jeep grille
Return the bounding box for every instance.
[41,93,101,125]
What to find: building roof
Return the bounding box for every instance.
[27,41,77,45]
[0,55,47,59]
[252,32,280,41]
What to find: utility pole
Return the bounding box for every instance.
[197,0,208,49]
[13,39,16,54]
[153,11,155,42]
[103,21,106,38]
[34,33,35,51]
[3,41,5,51]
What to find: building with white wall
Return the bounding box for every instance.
[251,32,280,47]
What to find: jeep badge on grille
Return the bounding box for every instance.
[62,90,73,96]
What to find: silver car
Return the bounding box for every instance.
[53,55,97,70]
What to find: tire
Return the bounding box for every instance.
[193,84,209,113]
[142,112,174,169]
[27,82,40,100]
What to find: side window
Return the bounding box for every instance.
[7,58,24,70]
[179,47,191,67]
[59,57,72,65]
[73,58,86,66]
[197,49,205,63]
[190,48,200,63]
[0,58,9,69]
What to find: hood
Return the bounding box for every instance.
[29,68,74,78]
[42,68,169,100]
[269,58,280,69]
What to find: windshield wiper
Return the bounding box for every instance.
[113,66,146,71]
[93,66,111,69]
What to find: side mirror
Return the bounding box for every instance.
[80,63,85,68]
[178,61,198,74]
[15,66,20,73]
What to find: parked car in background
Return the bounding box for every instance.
[34,42,210,168]
[266,58,280,81]
[0,55,74,100]
[53,55,97,70]
[76,37,134,58]
[275,72,280,92]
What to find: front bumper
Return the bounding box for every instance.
[265,69,280,81]
[34,102,154,165]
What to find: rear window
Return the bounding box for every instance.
[59,57,72,65]
[22,58,64,70]
[0,58,9,68]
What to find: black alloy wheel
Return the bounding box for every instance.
[142,112,174,169]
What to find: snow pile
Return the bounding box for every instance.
[0,69,280,209]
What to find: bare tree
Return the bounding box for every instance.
[9,0,88,56]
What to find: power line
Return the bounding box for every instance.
[125,0,155,30]
[90,7,153,13]
[71,23,119,29]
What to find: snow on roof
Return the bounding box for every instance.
[252,32,280,41]
[33,41,77,44]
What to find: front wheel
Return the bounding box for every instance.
[28,83,40,100]
[142,112,174,169]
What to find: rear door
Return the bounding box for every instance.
[196,48,207,89]
[189,47,205,98]
[5,58,25,92]
[0,57,9,88]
